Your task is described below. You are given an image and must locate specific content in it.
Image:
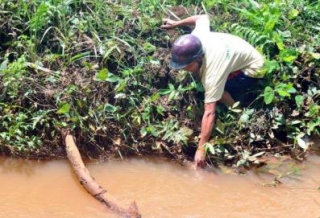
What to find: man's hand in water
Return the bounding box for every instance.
[194,146,206,168]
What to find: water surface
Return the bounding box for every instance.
[0,154,319,218]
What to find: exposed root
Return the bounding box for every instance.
[65,134,141,218]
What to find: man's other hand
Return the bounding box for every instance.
[161,18,179,29]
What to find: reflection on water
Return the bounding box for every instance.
[0,157,41,175]
[0,155,319,218]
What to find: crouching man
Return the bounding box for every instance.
[161,15,265,168]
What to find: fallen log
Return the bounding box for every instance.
[65,134,141,218]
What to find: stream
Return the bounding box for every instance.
[0,153,319,218]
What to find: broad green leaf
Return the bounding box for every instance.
[230,109,242,113]
[264,86,274,104]
[168,91,176,101]
[276,83,296,93]
[231,101,241,108]
[264,60,280,74]
[311,52,320,59]
[143,42,156,53]
[276,42,285,50]
[307,104,320,117]
[265,19,276,32]
[140,127,147,137]
[115,80,126,92]
[251,151,265,158]
[104,104,117,113]
[279,30,292,38]
[0,59,8,70]
[288,9,299,19]
[287,87,297,93]
[307,118,320,134]
[147,125,158,137]
[246,109,255,115]
[150,93,160,102]
[106,74,120,83]
[239,113,249,123]
[277,89,290,97]
[279,49,298,63]
[150,60,160,65]
[282,55,297,63]
[295,95,304,107]
[32,115,43,129]
[114,93,126,99]
[236,159,247,167]
[168,83,175,90]
[290,120,301,125]
[215,119,225,135]
[297,136,308,151]
[248,0,260,9]
[95,69,108,81]
[61,122,68,127]
[158,89,172,95]
[156,105,165,115]
[57,103,70,114]
[71,17,80,25]
[206,143,215,155]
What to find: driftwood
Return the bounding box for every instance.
[65,134,141,218]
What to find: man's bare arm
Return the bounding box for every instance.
[194,102,216,168]
[199,102,216,147]
[161,15,208,29]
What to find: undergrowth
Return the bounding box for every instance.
[0,0,319,167]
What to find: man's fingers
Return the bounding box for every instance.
[200,160,206,168]
[195,160,205,169]
[161,24,173,29]
[162,18,169,25]
[161,18,176,29]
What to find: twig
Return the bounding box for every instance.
[25,62,54,74]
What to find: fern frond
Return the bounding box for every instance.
[230,23,273,50]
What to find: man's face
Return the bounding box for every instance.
[183,58,202,74]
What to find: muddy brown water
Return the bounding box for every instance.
[0,154,319,218]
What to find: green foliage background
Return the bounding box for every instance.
[0,0,319,166]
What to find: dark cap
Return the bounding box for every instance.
[170,34,203,69]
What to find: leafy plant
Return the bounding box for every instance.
[0,0,319,166]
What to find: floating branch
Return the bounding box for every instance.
[65,134,141,218]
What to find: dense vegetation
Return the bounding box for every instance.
[0,0,319,167]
